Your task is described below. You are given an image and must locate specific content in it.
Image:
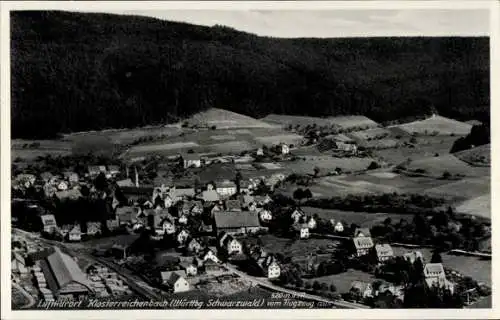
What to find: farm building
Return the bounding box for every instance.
[353,236,374,257]
[181,153,202,169]
[40,214,58,233]
[374,244,394,262]
[353,228,371,238]
[39,247,93,299]
[213,211,264,235]
[219,233,243,255]
[68,225,82,241]
[120,186,154,203]
[161,270,191,293]
[216,180,237,197]
[423,263,455,294]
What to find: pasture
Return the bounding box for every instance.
[454,144,490,167]
[260,114,341,128]
[12,139,73,161]
[327,115,379,130]
[455,194,491,218]
[373,136,458,164]
[391,115,472,136]
[400,154,489,178]
[180,108,277,129]
[423,177,490,201]
[255,133,303,145]
[347,128,391,141]
[311,171,447,197]
[284,156,374,175]
[246,234,337,259]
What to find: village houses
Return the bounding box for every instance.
[219,233,243,255]
[330,219,344,232]
[216,180,237,197]
[423,263,455,294]
[181,153,202,169]
[353,236,374,257]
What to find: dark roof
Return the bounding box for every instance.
[225,200,242,211]
[214,211,260,229]
[182,153,201,161]
[120,186,154,196]
[161,270,187,285]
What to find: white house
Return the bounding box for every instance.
[423,263,455,294]
[330,220,344,232]
[353,236,374,257]
[57,181,69,191]
[307,216,317,230]
[298,224,310,239]
[41,214,58,233]
[216,180,237,197]
[200,248,220,264]
[281,144,290,155]
[265,260,281,279]
[164,195,173,208]
[176,229,190,245]
[180,263,198,277]
[256,148,264,156]
[259,210,273,223]
[178,214,188,225]
[182,154,202,169]
[220,234,243,255]
[68,225,82,241]
[374,244,394,263]
[187,238,203,254]
[162,220,176,235]
[161,271,190,293]
[291,209,304,224]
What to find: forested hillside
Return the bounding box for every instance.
[11,11,490,138]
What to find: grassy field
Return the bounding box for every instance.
[284,156,374,175]
[348,128,391,141]
[255,134,304,145]
[123,127,299,159]
[306,270,380,293]
[327,115,379,130]
[423,177,490,201]
[310,171,447,197]
[455,194,491,218]
[401,154,489,178]
[260,114,342,128]
[454,144,490,167]
[64,126,183,145]
[357,138,400,150]
[301,207,414,228]
[392,247,491,286]
[179,108,278,129]
[12,139,73,161]
[373,136,458,164]
[391,115,472,136]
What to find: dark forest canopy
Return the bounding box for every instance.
[11,10,490,138]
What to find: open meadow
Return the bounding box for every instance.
[373,135,458,164]
[400,154,489,178]
[260,114,342,128]
[306,270,381,293]
[327,115,379,130]
[455,194,491,218]
[245,234,337,259]
[423,177,490,202]
[179,108,279,129]
[284,156,374,175]
[454,144,490,167]
[391,115,472,136]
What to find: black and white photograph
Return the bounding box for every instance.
[1,1,499,318]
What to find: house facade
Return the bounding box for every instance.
[353,236,374,257]
[374,244,394,263]
[161,271,190,293]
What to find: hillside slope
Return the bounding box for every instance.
[180,108,277,129]
[11,11,490,138]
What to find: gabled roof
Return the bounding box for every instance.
[44,247,92,292]
[239,194,255,206]
[375,244,394,257]
[116,179,134,187]
[353,227,371,237]
[217,180,236,188]
[214,211,260,229]
[41,214,57,226]
[69,225,81,234]
[170,188,196,198]
[424,263,445,276]
[161,270,187,285]
[353,236,374,249]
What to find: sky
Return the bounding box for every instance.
[100,9,491,38]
